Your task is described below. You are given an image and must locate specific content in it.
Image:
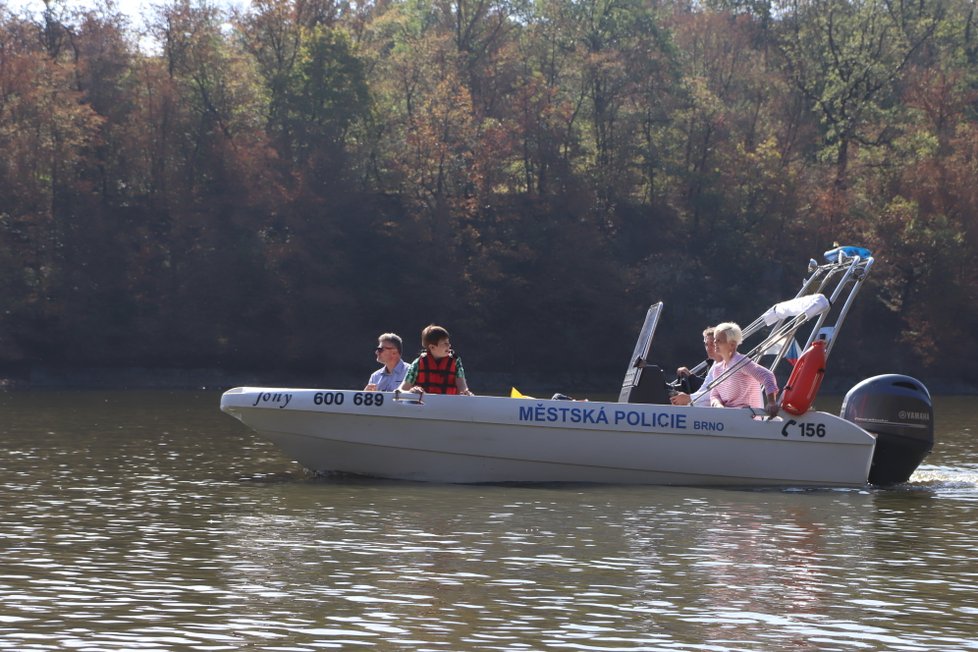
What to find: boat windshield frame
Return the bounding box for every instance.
[630,249,874,400]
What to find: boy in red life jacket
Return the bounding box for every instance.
[399,324,474,396]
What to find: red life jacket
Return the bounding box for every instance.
[416,352,459,394]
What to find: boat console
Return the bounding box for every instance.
[619,363,670,405]
[618,302,671,404]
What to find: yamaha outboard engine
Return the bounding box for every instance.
[841,375,934,485]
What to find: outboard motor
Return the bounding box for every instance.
[841,375,934,485]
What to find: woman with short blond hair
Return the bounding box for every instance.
[710,322,779,418]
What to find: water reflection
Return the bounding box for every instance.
[1,391,977,651]
[213,483,978,651]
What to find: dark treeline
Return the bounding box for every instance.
[0,0,976,390]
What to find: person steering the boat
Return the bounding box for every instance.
[710,322,779,418]
[671,326,721,407]
[399,324,474,396]
[365,333,410,392]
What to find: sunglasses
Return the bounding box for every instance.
[375,346,397,353]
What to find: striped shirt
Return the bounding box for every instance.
[710,352,778,409]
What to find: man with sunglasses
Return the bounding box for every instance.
[365,333,409,391]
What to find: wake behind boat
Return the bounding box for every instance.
[220,247,935,487]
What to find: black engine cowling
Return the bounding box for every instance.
[841,374,934,485]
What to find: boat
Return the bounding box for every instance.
[220,247,934,487]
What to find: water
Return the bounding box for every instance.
[1,390,976,651]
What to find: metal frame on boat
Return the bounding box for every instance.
[636,246,873,401]
[220,246,934,487]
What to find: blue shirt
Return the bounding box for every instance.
[368,359,410,391]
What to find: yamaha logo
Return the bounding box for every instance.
[898,410,930,422]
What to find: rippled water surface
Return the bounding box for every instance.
[1,391,977,651]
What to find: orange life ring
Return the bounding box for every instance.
[780,340,827,415]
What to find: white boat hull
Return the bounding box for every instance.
[220,388,877,487]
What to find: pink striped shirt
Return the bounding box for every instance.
[710,353,778,408]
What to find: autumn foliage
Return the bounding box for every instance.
[1,0,976,388]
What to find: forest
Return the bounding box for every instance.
[0,0,976,391]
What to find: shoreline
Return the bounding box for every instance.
[1,366,623,396]
[2,366,975,396]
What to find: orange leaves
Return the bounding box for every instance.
[0,48,102,211]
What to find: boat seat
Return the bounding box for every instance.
[619,364,670,405]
